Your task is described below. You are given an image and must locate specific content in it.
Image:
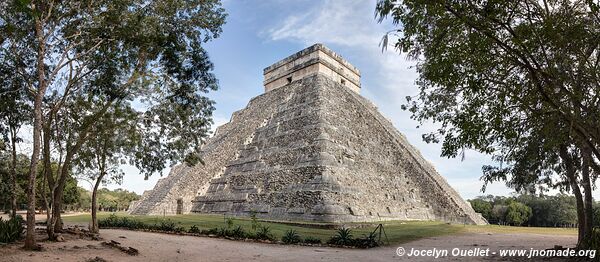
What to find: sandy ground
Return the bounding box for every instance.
[0,228,579,262]
[0,211,86,222]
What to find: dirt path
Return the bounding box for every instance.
[0,229,577,261]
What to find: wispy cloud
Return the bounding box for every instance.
[266,0,379,47]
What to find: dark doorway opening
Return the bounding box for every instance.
[176,198,183,215]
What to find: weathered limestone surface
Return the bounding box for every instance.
[263,44,361,93]
[130,44,486,225]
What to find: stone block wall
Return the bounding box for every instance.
[263,44,361,93]
[131,44,486,225]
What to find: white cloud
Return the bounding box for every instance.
[266,0,379,47]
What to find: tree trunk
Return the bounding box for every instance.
[25,85,43,249]
[559,145,586,247]
[24,16,48,249]
[41,124,57,239]
[9,129,18,218]
[581,145,594,248]
[52,191,63,234]
[41,170,51,237]
[48,149,76,236]
[91,171,105,234]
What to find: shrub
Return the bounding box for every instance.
[98,214,146,229]
[157,219,177,232]
[230,225,246,239]
[327,227,354,246]
[188,225,201,234]
[174,226,186,233]
[250,211,260,231]
[0,215,24,243]
[225,217,234,229]
[353,232,379,248]
[255,225,274,241]
[303,236,322,244]
[281,229,301,244]
[587,227,600,261]
[201,227,220,235]
[216,227,229,237]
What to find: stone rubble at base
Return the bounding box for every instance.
[128,44,487,225]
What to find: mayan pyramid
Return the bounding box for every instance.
[128,44,487,225]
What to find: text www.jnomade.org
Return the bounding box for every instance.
[395,247,596,259]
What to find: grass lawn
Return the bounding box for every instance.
[62,212,576,245]
[465,224,578,236]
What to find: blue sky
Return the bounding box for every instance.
[101,0,524,199]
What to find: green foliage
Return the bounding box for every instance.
[157,219,177,232]
[249,210,259,231]
[225,217,234,229]
[469,194,577,227]
[174,226,186,233]
[0,155,85,211]
[303,236,322,244]
[505,202,533,226]
[353,232,380,249]
[216,227,229,237]
[375,0,600,246]
[230,225,246,239]
[188,225,201,234]
[70,213,469,246]
[1,0,227,243]
[281,229,301,244]
[96,188,140,212]
[326,227,379,248]
[328,228,354,246]
[0,215,24,243]
[469,199,492,219]
[587,227,600,260]
[255,225,275,241]
[201,227,220,235]
[98,214,147,229]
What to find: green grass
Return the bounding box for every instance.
[62,212,576,245]
[465,224,577,236]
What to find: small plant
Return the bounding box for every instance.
[250,211,260,231]
[225,217,234,229]
[353,231,379,248]
[188,225,201,234]
[230,225,246,239]
[157,219,177,231]
[0,215,24,243]
[174,226,186,233]
[98,214,147,229]
[303,236,322,244]
[216,227,229,237]
[255,225,274,241]
[201,227,220,235]
[327,227,354,246]
[281,229,301,244]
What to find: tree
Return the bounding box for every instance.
[376,0,599,247]
[0,61,31,218]
[468,198,492,219]
[505,202,532,226]
[75,105,135,233]
[1,0,226,248]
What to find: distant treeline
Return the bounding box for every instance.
[469,194,600,228]
[0,153,139,213]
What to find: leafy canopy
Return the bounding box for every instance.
[375,0,599,192]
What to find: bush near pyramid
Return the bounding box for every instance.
[129,44,487,225]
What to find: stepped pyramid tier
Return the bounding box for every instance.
[129,44,487,225]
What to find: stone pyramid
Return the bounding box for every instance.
[129,44,487,225]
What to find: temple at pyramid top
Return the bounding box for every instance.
[263,43,361,93]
